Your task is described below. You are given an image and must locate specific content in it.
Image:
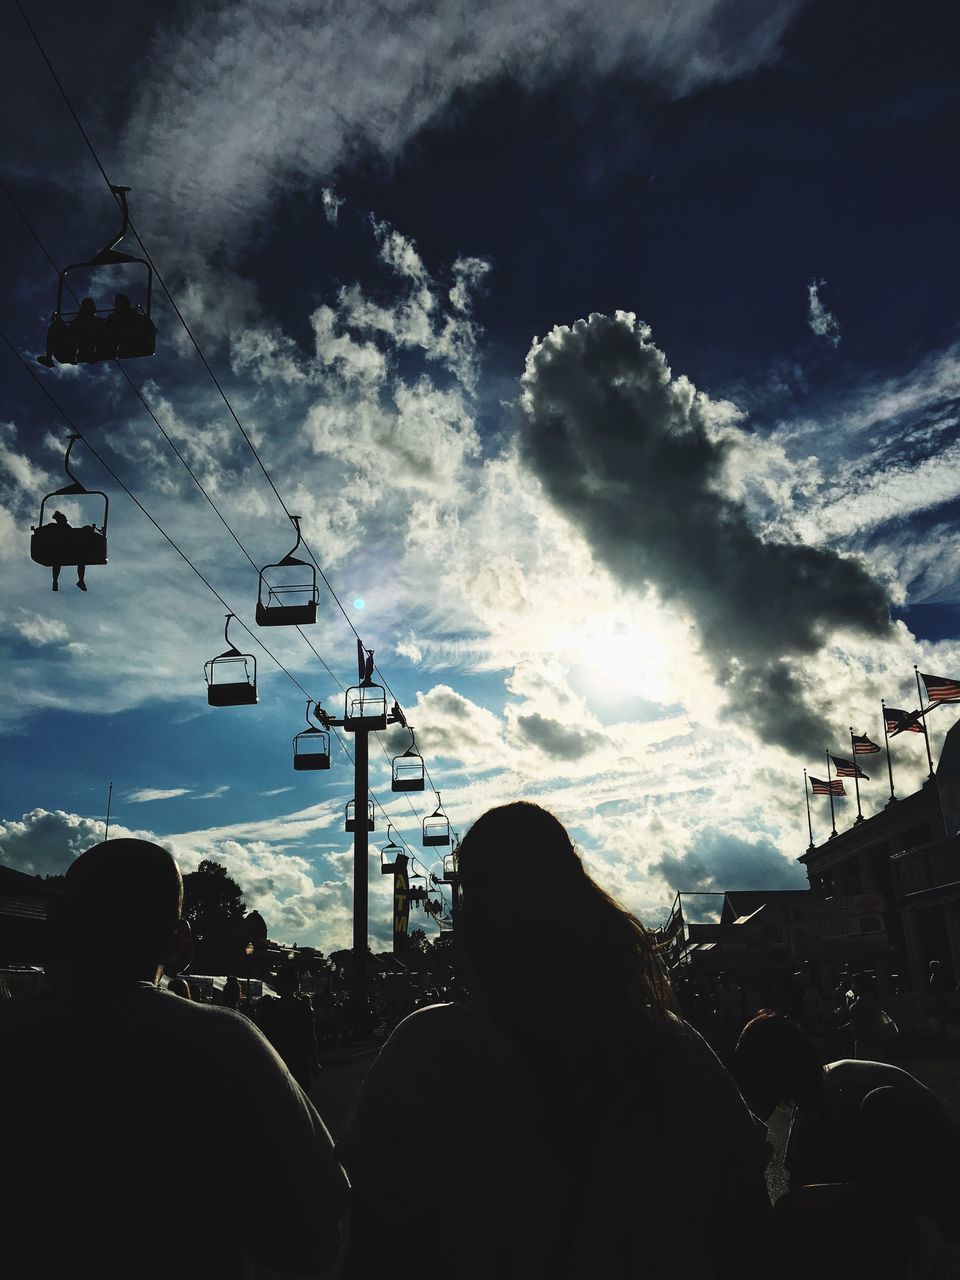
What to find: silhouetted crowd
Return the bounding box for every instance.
[2,811,959,1280]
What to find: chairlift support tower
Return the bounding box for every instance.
[322,639,404,1039]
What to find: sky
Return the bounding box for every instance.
[1,0,959,951]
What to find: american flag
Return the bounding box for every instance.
[852,734,881,754]
[831,755,869,779]
[919,672,960,703]
[810,776,845,796]
[886,707,924,736]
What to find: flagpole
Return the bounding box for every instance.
[915,666,936,780]
[804,770,814,850]
[881,700,897,807]
[826,750,837,838]
[849,728,864,824]
[104,781,113,840]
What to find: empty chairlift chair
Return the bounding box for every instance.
[204,614,258,706]
[438,851,459,888]
[30,435,108,581]
[293,702,331,769]
[345,799,375,832]
[37,186,156,368]
[423,795,451,848]
[256,516,319,626]
[392,729,425,792]
[344,665,387,732]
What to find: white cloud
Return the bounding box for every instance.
[126,787,192,803]
[321,187,344,226]
[807,278,841,346]
[517,311,891,752]
[14,615,69,646]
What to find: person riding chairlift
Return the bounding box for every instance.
[49,511,87,591]
[38,297,101,367]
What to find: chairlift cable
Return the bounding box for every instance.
[16,5,419,721]
[14,5,357,628]
[0,178,349,699]
[0,176,81,309]
[15,9,450,844]
[0,325,316,702]
[4,333,440,907]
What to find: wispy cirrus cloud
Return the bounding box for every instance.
[120,0,804,255]
[126,787,192,803]
[807,278,841,346]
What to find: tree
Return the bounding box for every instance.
[396,927,430,961]
[182,860,246,946]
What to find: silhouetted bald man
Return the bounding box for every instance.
[0,839,348,1280]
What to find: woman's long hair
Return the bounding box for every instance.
[455,802,677,1121]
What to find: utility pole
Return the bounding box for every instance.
[322,639,404,1040]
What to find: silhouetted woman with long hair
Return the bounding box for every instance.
[338,802,772,1279]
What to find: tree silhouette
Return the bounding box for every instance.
[182,860,246,945]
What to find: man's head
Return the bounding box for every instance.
[732,1010,825,1119]
[49,839,189,987]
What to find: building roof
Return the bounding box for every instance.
[0,864,62,921]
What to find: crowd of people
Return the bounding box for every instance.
[1,805,958,1279]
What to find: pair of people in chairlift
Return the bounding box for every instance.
[38,292,143,367]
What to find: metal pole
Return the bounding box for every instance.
[881,700,897,806]
[826,751,837,837]
[915,666,935,779]
[104,781,113,840]
[804,770,814,850]
[351,724,371,1040]
[849,729,864,824]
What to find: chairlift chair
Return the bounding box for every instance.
[391,729,425,791]
[38,187,156,367]
[293,702,331,769]
[256,516,318,626]
[345,799,375,832]
[423,795,451,848]
[439,852,459,887]
[30,435,108,571]
[344,680,387,732]
[205,614,257,706]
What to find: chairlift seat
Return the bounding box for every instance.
[207,681,258,707]
[293,727,330,770]
[45,307,157,365]
[256,549,319,627]
[423,821,450,847]
[344,682,387,731]
[392,751,425,792]
[30,523,106,567]
[39,191,157,368]
[256,598,318,627]
[346,800,375,832]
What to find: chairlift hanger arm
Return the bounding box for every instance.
[322,709,406,730]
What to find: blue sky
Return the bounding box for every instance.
[1,0,958,951]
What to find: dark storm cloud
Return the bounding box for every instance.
[651,829,806,895]
[514,712,606,760]
[519,312,892,751]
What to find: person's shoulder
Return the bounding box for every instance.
[383,1002,513,1069]
[390,1001,485,1042]
[825,1057,934,1098]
